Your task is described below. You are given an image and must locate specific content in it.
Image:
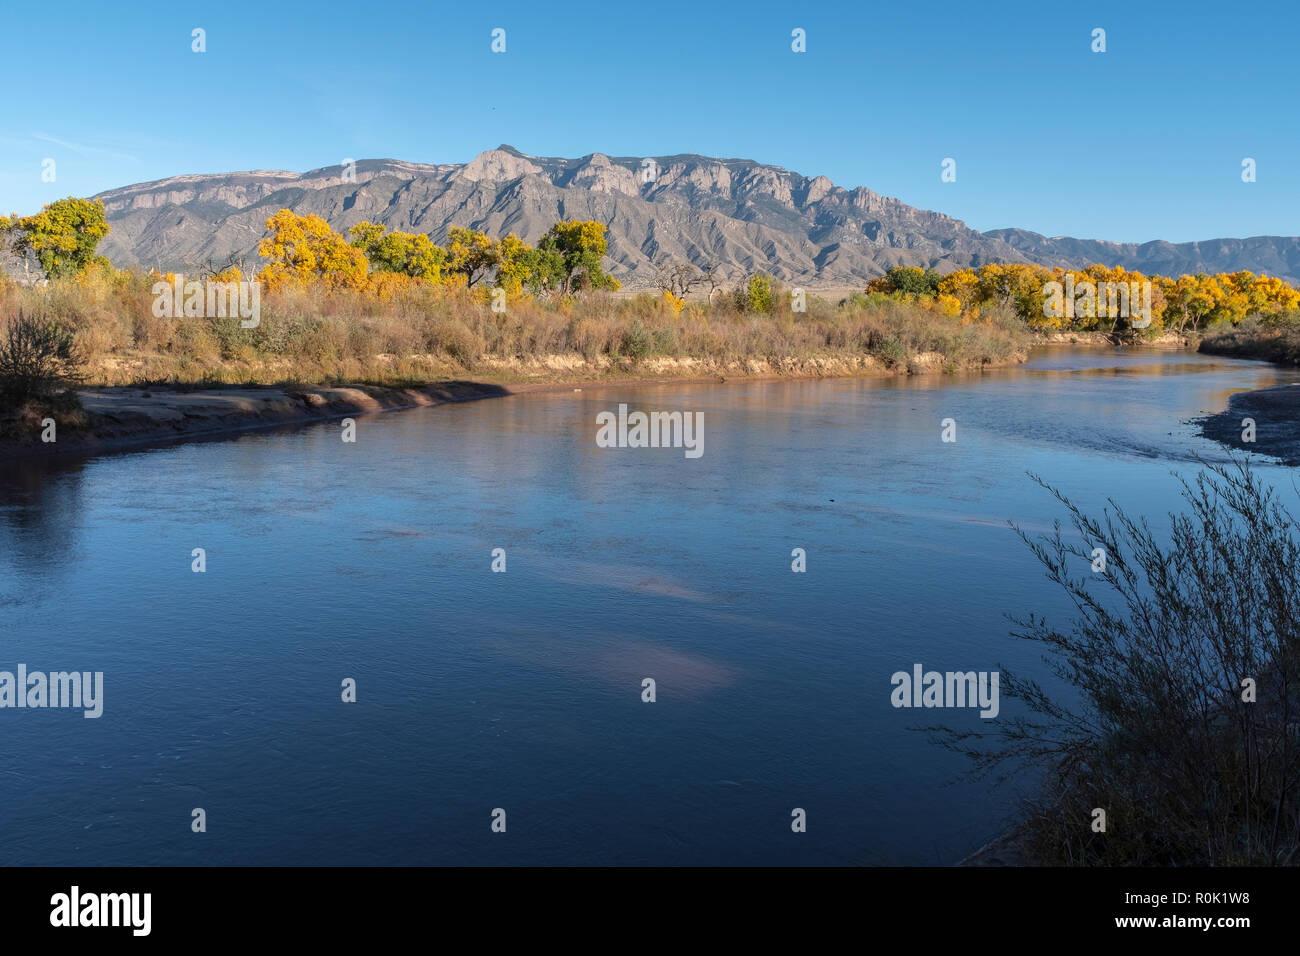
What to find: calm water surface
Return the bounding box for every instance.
[1,347,1295,865]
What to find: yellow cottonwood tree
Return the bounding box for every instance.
[445,227,499,288]
[258,210,368,292]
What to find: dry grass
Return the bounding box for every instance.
[1,271,1032,388]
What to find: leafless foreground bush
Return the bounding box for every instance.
[936,459,1300,865]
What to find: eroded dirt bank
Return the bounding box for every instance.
[0,382,509,459]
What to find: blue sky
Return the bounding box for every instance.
[2,0,1296,242]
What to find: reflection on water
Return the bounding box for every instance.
[0,456,89,583]
[0,347,1296,865]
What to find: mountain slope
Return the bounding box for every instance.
[90,146,1300,287]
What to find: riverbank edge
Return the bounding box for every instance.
[1039,330,1195,349]
[1195,381,1300,465]
[1199,329,1300,367]
[0,381,509,460]
[0,359,970,460]
[0,334,1195,460]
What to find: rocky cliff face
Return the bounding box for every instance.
[90,146,1300,287]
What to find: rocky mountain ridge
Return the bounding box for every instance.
[86,146,1300,287]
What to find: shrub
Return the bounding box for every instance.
[621,318,653,359]
[743,274,774,314]
[0,310,85,409]
[869,335,907,369]
[432,318,480,369]
[933,459,1300,865]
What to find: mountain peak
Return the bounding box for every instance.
[457,149,543,183]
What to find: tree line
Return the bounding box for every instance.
[254,211,620,298]
[867,263,1300,333]
[0,198,621,300]
[5,198,1300,337]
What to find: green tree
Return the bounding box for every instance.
[538,220,619,295]
[498,238,565,296]
[880,266,941,297]
[348,222,446,279]
[1,198,111,279]
[347,221,387,254]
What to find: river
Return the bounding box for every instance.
[0,347,1295,864]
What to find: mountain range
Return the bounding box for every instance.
[89,146,1300,288]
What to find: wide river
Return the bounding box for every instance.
[1,347,1296,865]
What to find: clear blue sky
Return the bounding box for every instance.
[2,0,1296,242]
